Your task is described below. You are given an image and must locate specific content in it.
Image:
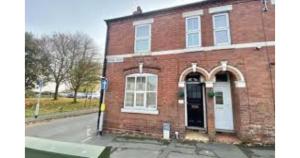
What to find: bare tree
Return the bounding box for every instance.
[67,33,100,102]
[25,32,51,91]
[40,33,76,100]
[37,32,100,101]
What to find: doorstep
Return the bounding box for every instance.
[184,129,242,144]
[215,132,242,144]
[184,130,209,143]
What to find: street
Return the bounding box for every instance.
[25,113,274,158]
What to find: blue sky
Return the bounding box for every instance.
[26,0,203,55]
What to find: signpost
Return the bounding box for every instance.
[97,77,108,135]
[34,79,43,118]
[101,78,108,91]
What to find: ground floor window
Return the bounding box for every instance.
[124,73,158,110]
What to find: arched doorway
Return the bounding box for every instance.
[185,72,206,129]
[208,61,246,132]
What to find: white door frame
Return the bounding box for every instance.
[184,81,207,130]
[213,80,234,132]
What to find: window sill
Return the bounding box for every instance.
[214,43,231,47]
[133,52,151,56]
[186,45,201,49]
[121,108,159,115]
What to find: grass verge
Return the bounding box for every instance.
[25,97,98,118]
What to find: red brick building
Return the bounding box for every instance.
[103,0,275,144]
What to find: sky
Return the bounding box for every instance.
[26,0,203,56]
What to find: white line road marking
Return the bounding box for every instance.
[86,127,92,137]
[81,136,92,143]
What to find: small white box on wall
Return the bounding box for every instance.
[163,123,170,140]
[178,99,184,104]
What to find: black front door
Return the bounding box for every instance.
[186,83,204,128]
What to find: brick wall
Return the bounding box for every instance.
[107,0,275,55]
[103,0,275,144]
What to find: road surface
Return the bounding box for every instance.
[26,113,275,158]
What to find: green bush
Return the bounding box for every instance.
[177,88,185,99]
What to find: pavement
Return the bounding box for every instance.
[25,113,275,158]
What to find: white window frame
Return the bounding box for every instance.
[134,24,151,54]
[212,13,231,46]
[185,16,201,48]
[123,73,158,114]
[271,0,275,5]
[209,5,232,14]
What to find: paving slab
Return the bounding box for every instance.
[198,149,217,157]
[196,143,248,158]
[110,148,161,158]
[171,147,196,155]
[167,152,213,158]
[249,148,275,158]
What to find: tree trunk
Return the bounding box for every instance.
[73,90,78,103]
[54,82,60,100]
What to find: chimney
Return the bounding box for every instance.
[133,6,142,15]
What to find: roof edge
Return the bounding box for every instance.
[104,0,217,22]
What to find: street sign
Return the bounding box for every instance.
[101,78,108,90]
[38,79,43,92]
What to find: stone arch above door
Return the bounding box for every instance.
[178,62,246,88]
[208,61,246,88]
[178,63,210,87]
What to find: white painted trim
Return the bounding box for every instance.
[107,56,124,63]
[213,81,234,131]
[184,82,188,126]
[271,0,275,5]
[121,108,159,115]
[227,65,245,81]
[203,85,207,129]
[205,81,214,88]
[134,24,151,53]
[107,41,275,63]
[235,81,246,88]
[208,64,246,88]
[178,82,185,88]
[178,66,210,85]
[133,18,154,26]
[185,16,202,48]
[124,73,158,110]
[220,61,228,71]
[139,63,143,73]
[209,5,232,14]
[182,9,204,17]
[212,13,231,46]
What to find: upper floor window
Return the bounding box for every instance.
[271,0,275,5]
[213,13,231,46]
[124,73,158,110]
[185,16,201,48]
[135,24,151,53]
